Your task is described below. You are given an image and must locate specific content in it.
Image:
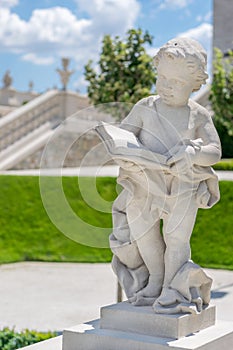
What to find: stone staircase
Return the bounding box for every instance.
[0,89,89,170]
[0,87,210,171]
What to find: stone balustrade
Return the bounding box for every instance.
[0,90,61,152]
[0,89,89,154]
[0,89,90,169]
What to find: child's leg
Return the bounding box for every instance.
[126,192,165,300]
[133,220,165,298]
[158,195,198,303]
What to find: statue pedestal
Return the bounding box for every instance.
[62,302,233,350]
[100,302,215,339]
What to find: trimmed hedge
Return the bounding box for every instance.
[213,158,233,171]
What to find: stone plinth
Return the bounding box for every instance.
[100,302,216,339]
[62,318,233,350]
[62,302,233,350]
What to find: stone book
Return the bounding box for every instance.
[95,121,168,169]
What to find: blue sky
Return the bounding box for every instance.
[0,0,212,94]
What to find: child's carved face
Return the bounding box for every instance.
[156,57,195,107]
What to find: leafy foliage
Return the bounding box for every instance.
[213,158,233,170]
[213,119,233,158]
[84,28,156,120]
[210,48,233,136]
[0,328,56,350]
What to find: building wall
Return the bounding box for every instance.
[12,132,112,169]
[11,106,114,170]
[0,105,17,118]
[0,88,39,107]
[213,0,233,53]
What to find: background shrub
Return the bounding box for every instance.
[0,328,56,350]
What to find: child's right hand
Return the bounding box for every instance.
[167,144,196,174]
[115,160,144,173]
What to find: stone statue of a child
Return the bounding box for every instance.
[110,37,221,314]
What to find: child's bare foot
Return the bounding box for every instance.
[128,278,162,305]
[128,284,160,304]
[132,295,156,306]
[136,280,162,299]
[154,287,184,307]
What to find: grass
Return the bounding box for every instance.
[0,176,232,269]
[191,181,233,269]
[0,176,114,264]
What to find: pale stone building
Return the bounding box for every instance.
[213,0,233,54]
[0,71,39,117]
[0,64,113,170]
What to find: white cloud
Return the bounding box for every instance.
[73,74,88,92]
[75,0,140,37]
[22,53,55,65]
[0,9,28,53]
[196,11,212,23]
[147,23,212,61]
[0,1,140,67]
[147,46,159,58]
[159,0,192,10]
[0,0,18,8]
[178,22,212,53]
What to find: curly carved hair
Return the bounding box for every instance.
[153,37,208,92]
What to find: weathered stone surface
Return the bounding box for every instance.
[63,319,233,350]
[98,37,222,314]
[100,302,216,339]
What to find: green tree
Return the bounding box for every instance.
[84,28,156,120]
[210,48,233,136]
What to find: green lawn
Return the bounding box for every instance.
[0,176,115,263]
[191,180,233,269]
[0,176,232,269]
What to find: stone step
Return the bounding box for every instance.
[62,318,233,350]
[0,123,53,169]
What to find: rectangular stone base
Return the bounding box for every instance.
[62,319,233,350]
[100,302,216,339]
